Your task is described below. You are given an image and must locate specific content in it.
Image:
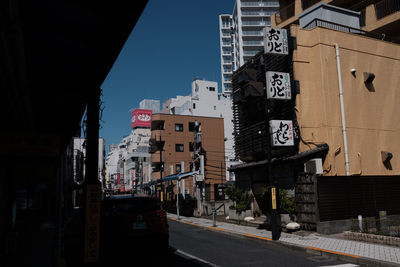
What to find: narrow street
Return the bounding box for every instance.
[168,220,354,267]
[63,214,356,267]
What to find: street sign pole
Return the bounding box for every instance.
[265,73,280,242]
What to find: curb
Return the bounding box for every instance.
[168,216,400,267]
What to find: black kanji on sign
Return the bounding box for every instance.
[266,71,291,100]
[276,121,290,145]
[267,28,283,53]
[264,27,288,55]
[270,73,285,97]
[270,120,294,146]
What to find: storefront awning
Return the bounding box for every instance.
[228,144,329,172]
[142,171,197,187]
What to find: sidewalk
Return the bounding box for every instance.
[168,213,400,267]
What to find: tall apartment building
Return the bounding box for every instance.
[233,0,280,68]
[219,14,235,94]
[150,113,226,201]
[219,0,280,94]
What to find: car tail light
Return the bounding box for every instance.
[156,209,166,219]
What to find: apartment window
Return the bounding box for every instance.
[213,106,216,110]
[175,144,184,152]
[175,123,183,132]
[188,122,195,132]
[193,103,196,109]
[209,87,216,92]
[176,164,181,173]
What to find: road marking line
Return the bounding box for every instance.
[176,249,220,267]
[185,221,198,226]
[307,246,360,259]
[316,264,359,267]
[169,217,179,222]
[245,234,272,241]
[209,227,225,231]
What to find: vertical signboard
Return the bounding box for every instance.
[271,187,277,210]
[266,71,291,100]
[131,109,152,129]
[263,27,288,55]
[270,120,294,146]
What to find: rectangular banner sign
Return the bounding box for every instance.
[270,120,294,146]
[131,109,152,128]
[263,27,288,55]
[266,71,291,100]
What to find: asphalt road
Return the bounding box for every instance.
[63,213,357,267]
[168,219,356,267]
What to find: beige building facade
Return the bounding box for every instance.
[291,24,400,176]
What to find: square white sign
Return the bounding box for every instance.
[264,27,288,55]
[270,120,294,146]
[266,71,291,100]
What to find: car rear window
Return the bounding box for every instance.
[107,197,160,213]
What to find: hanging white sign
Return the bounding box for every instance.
[270,120,294,146]
[266,71,291,99]
[263,27,288,55]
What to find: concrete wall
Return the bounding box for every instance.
[291,24,400,176]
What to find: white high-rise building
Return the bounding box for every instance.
[219,14,235,95]
[219,0,280,90]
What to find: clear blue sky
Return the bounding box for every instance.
[100,0,234,150]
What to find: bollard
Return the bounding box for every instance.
[212,208,216,227]
[358,215,363,232]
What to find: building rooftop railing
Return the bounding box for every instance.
[303,18,394,43]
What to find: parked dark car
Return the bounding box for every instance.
[100,194,169,256]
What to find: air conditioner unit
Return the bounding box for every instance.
[304,158,323,175]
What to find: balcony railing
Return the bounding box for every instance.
[242,1,279,7]
[243,40,263,45]
[243,50,260,56]
[375,0,400,19]
[242,30,263,36]
[242,11,274,16]
[242,21,270,26]
[303,18,393,42]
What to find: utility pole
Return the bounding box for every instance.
[181,161,185,199]
[82,88,102,263]
[266,131,280,240]
[159,134,163,202]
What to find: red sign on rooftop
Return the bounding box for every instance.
[131,109,152,128]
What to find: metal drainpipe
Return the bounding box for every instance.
[334,43,350,176]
